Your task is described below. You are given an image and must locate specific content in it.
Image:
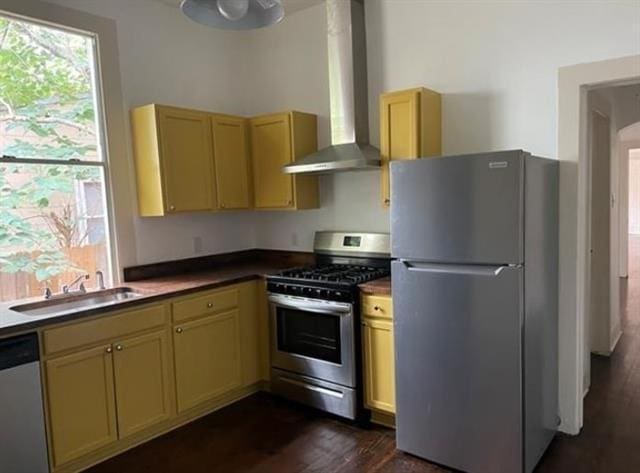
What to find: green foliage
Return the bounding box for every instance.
[0,17,99,281]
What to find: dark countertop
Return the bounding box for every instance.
[358,276,392,296]
[0,256,307,338]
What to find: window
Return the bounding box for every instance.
[0,14,113,302]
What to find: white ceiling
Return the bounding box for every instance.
[155,0,324,15]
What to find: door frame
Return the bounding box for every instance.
[557,54,640,435]
[585,106,617,361]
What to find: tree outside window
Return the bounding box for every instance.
[0,15,113,302]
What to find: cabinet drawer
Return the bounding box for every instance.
[172,287,238,323]
[43,304,167,356]
[361,295,393,320]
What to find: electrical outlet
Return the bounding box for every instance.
[193,236,203,254]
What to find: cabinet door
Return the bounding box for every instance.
[45,345,117,467]
[250,114,294,209]
[380,90,420,207]
[173,310,242,412]
[238,282,261,386]
[211,115,251,209]
[362,318,395,414]
[157,106,215,213]
[112,330,173,438]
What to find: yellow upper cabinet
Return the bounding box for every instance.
[380,88,442,207]
[211,114,251,210]
[250,111,319,210]
[131,104,216,216]
[131,105,319,215]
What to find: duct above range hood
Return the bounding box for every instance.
[283,0,380,175]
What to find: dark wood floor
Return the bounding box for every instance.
[89,237,640,473]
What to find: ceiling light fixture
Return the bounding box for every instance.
[180,0,284,30]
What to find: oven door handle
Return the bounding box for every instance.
[278,376,344,399]
[268,295,352,315]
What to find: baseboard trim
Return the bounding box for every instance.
[610,329,623,353]
[370,410,395,428]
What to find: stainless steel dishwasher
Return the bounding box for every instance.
[0,333,49,473]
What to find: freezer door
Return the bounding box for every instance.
[392,260,523,473]
[391,150,525,264]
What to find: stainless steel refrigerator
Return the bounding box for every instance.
[390,150,558,473]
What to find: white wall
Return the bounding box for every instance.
[242,4,389,251]
[239,0,640,252]
[44,0,259,264]
[610,84,640,132]
[30,0,640,259]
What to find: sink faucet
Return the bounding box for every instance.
[96,270,106,290]
[62,274,89,295]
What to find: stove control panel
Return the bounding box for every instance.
[266,282,354,303]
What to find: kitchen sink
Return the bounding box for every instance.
[10,287,144,317]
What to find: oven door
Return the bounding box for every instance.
[269,293,355,388]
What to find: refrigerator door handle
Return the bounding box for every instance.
[402,261,510,277]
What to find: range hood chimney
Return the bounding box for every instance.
[283,0,380,175]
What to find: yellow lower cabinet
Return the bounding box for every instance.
[362,318,396,414]
[256,280,271,381]
[45,345,118,467]
[112,330,174,438]
[173,309,242,412]
[238,282,261,386]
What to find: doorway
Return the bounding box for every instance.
[557,54,640,435]
[623,143,640,312]
[619,123,640,279]
[587,109,613,359]
[583,82,640,409]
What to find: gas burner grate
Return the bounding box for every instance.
[278,264,389,285]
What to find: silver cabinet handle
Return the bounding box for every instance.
[176,327,183,334]
[106,346,113,354]
[169,205,176,211]
[207,302,213,308]
[115,344,123,351]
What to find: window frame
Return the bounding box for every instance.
[0,11,118,289]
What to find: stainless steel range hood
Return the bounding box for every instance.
[283,0,380,175]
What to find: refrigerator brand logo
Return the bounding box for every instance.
[489,161,509,169]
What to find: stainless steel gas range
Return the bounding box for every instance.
[266,231,390,420]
